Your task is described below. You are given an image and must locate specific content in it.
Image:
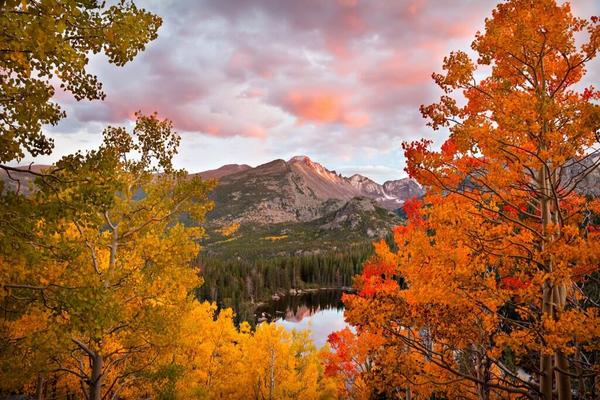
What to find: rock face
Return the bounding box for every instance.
[580,167,600,197]
[320,197,396,238]
[193,164,251,180]
[201,155,423,227]
[381,179,424,209]
[562,155,600,197]
[348,174,386,198]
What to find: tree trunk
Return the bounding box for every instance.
[540,161,572,400]
[555,349,572,400]
[36,373,45,400]
[539,165,554,400]
[89,353,104,400]
[474,348,491,400]
[268,347,275,400]
[554,285,572,400]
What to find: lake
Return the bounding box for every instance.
[254,289,351,347]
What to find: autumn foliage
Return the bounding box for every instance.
[2,0,600,399]
[329,0,600,399]
[0,115,336,399]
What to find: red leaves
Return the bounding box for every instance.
[325,327,383,376]
[324,328,358,377]
[359,259,398,297]
[502,203,527,217]
[440,138,458,158]
[391,197,425,244]
[403,197,423,225]
[463,155,484,169]
[581,86,598,101]
[402,139,432,179]
[502,204,519,218]
[499,276,530,291]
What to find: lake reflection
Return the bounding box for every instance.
[255,289,351,347]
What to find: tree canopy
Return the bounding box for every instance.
[328,0,600,398]
[0,0,161,164]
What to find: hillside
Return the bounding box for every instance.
[202,196,401,258]
[199,156,420,257]
[204,156,422,228]
[0,165,51,195]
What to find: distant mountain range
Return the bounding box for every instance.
[193,156,423,257]
[5,155,598,258]
[197,155,422,227]
[0,158,414,257]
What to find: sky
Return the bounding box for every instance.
[28,0,600,183]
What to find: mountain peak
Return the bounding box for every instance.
[288,155,334,175]
[349,174,372,183]
[288,155,313,164]
[194,164,252,180]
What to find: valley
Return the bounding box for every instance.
[191,156,419,322]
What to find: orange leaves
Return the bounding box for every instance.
[354,239,403,297]
[343,0,600,397]
[434,51,476,92]
[413,0,600,208]
[401,138,433,181]
[419,95,461,130]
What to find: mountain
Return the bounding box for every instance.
[0,165,50,195]
[203,155,422,227]
[198,156,420,257]
[562,155,600,197]
[193,164,251,180]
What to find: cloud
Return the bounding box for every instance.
[37,0,600,183]
[276,88,369,128]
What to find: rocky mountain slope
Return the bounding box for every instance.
[193,164,251,180]
[198,156,417,256]
[204,155,422,227]
[0,165,50,195]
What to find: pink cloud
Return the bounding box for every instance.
[227,49,274,79]
[361,52,431,88]
[74,82,270,139]
[283,90,343,123]
[342,111,370,128]
[337,0,358,7]
[63,0,596,168]
[279,89,369,128]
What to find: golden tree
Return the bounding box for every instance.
[0,114,215,399]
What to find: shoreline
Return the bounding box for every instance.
[270,286,356,301]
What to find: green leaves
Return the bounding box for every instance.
[0,0,161,163]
